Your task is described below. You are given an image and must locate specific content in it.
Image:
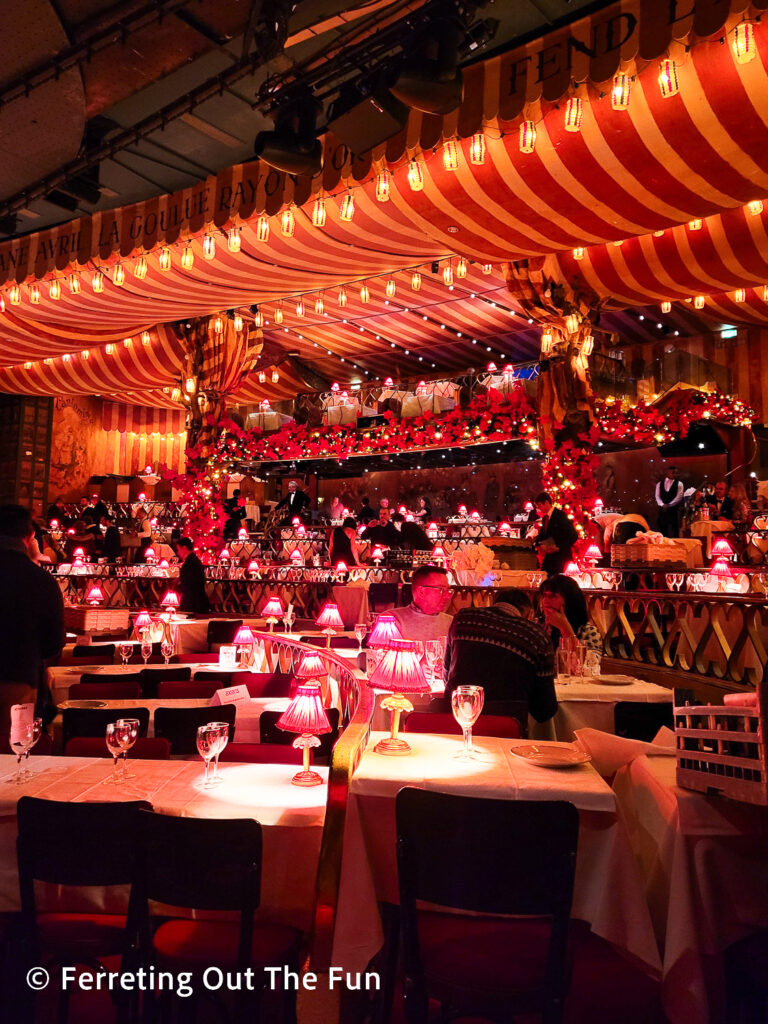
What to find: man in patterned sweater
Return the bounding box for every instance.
[444,589,557,724]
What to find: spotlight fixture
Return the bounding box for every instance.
[391,18,464,115]
[254,93,323,176]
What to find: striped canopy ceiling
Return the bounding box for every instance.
[2,0,768,407]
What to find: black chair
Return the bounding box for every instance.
[193,669,235,686]
[369,582,398,610]
[79,671,143,688]
[395,790,579,1023]
[206,619,243,651]
[139,665,191,699]
[614,702,673,743]
[15,797,151,1020]
[61,707,150,751]
[426,697,529,738]
[134,810,301,1020]
[153,705,236,755]
[72,643,115,661]
[259,709,340,765]
[127,642,164,666]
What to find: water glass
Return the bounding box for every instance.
[119,642,132,666]
[104,722,128,785]
[450,685,484,760]
[20,718,43,781]
[196,725,218,788]
[207,722,230,785]
[141,639,152,665]
[116,718,140,778]
[424,639,444,689]
[9,720,40,783]
[354,623,367,652]
[161,640,174,665]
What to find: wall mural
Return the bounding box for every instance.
[49,396,108,501]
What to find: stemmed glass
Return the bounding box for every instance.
[9,720,41,783]
[196,724,218,788]
[116,718,139,778]
[141,635,152,665]
[161,640,174,665]
[424,640,443,689]
[104,722,128,785]
[354,623,367,653]
[20,718,42,781]
[282,608,295,633]
[119,642,132,667]
[207,722,230,785]
[450,685,485,760]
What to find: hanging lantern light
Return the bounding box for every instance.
[375,169,391,201]
[234,313,243,331]
[227,228,241,252]
[254,308,264,327]
[271,368,280,384]
[340,194,355,221]
[469,133,486,165]
[611,73,631,110]
[407,159,424,191]
[565,312,580,334]
[338,286,347,307]
[694,295,706,309]
[443,263,454,287]
[360,283,370,303]
[573,247,585,260]
[49,279,61,300]
[123,337,132,348]
[519,120,536,153]
[142,331,151,345]
[181,246,194,269]
[688,219,702,231]
[314,295,324,314]
[411,272,421,291]
[581,334,594,357]
[564,97,583,132]
[763,285,768,302]
[63,352,71,361]
[213,316,224,333]
[661,301,672,313]
[456,257,468,279]
[203,235,216,259]
[733,21,757,64]
[312,197,326,227]
[281,208,295,236]
[748,199,764,216]
[256,215,270,241]
[541,328,555,357]
[274,305,283,324]
[0,295,4,313]
[9,284,20,304]
[258,370,266,383]
[658,59,679,97]
[386,278,396,298]
[68,273,81,294]
[113,265,125,286]
[134,256,148,279]
[296,298,305,317]
[105,345,114,356]
[185,377,196,394]
[30,284,40,304]
[735,288,747,302]
[442,139,459,170]
[481,264,493,275]
[158,247,171,271]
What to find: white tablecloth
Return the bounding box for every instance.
[690,520,733,557]
[332,733,660,977]
[0,755,326,929]
[553,675,672,740]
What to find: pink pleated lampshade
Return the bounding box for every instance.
[368,639,430,695]
[161,590,180,609]
[709,557,733,578]
[584,543,602,561]
[134,610,152,630]
[316,602,344,630]
[277,684,332,734]
[233,625,256,645]
[296,652,328,679]
[262,596,285,617]
[86,584,104,604]
[368,613,403,649]
[710,536,734,558]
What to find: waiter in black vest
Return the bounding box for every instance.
[655,466,684,537]
[275,479,311,523]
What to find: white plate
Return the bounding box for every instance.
[593,675,635,686]
[510,743,592,768]
[58,700,108,710]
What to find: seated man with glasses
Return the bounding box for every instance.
[392,564,453,641]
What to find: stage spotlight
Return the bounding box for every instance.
[390,18,464,115]
[327,75,409,152]
[254,93,323,176]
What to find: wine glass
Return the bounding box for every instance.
[161,640,174,665]
[116,718,140,779]
[424,639,443,689]
[196,724,218,788]
[450,685,484,760]
[20,718,43,781]
[282,607,295,633]
[119,642,132,666]
[141,637,152,665]
[104,722,128,785]
[9,722,36,784]
[207,722,230,785]
[354,623,367,653]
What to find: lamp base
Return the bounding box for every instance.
[291,769,324,786]
[373,735,411,756]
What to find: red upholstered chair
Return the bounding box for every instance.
[218,743,301,765]
[403,712,521,739]
[15,797,151,1020]
[242,673,295,698]
[139,666,192,699]
[177,653,219,664]
[65,737,171,760]
[157,679,220,700]
[60,656,105,667]
[69,682,141,701]
[134,810,302,1020]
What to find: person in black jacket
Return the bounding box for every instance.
[100,515,122,561]
[357,496,378,525]
[532,492,578,576]
[330,518,358,566]
[176,537,210,614]
[0,504,64,732]
[391,512,431,550]
[275,480,311,523]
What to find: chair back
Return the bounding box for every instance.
[259,708,339,764]
[139,666,192,698]
[153,704,236,754]
[157,679,219,699]
[193,669,234,686]
[65,737,171,760]
[177,653,218,664]
[403,712,521,739]
[614,701,673,743]
[426,697,528,738]
[79,672,143,688]
[206,619,243,650]
[73,644,115,661]
[61,706,150,750]
[69,682,141,701]
[218,742,301,765]
[243,672,295,697]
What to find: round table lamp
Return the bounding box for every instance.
[277,683,332,786]
[368,638,430,755]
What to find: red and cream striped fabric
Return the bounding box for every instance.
[101,402,185,434]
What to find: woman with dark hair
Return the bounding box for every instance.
[330,516,358,567]
[413,496,431,522]
[538,574,602,653]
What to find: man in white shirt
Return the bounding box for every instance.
[391,565,453,641]
[655,466,684,537]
